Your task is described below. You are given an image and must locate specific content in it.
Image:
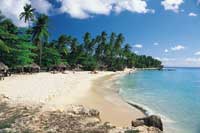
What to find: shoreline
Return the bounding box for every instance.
[0,70,146,127]
[72,71,146,126]
[127,102,150,117]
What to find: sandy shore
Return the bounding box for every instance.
[73,73,145,126]
[0,70,145,126]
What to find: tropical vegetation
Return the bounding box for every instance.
[0,4,162,72]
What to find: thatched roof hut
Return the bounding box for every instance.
[53,63,69,71]
[29,63,40,70]
[24,63,40,69]
[24,63,40,73]
[0,62,8,71]
[56,63,67,69]
[73,64,83,71]
[99,64,108,70]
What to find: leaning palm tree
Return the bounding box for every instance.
[32,14,49,66]
[83,32,96,55]
[19,4,35,27]
[0,39,10,53]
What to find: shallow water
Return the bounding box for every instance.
[118,68,200,133]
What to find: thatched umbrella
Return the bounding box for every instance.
[30,63,40,70]
[25,63,40,73]
[53,63,68,71]
[0,62,8,72]
[73,64,83,71]
[99,64,107,71]
[57,63,66,69]
[0,62,9,78]
[30,63,40,71]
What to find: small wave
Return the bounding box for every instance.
[127,101,176,124]
[115,77,176,124]
[127,101,154,116]
[114,80,121,85]
[157,113,176,123]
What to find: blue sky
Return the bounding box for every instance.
[1,0,200,67]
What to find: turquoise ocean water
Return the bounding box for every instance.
[118,68,200,133]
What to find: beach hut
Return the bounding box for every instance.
[24,63,40,73]
[0,62,8,72]
[29,63,40,73]
[73,64,82,71]
[57,63,66,72]
[99,64,107,71]
[53,63,68,72]
[0,62,9,80]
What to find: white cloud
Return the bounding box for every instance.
[194,51,200,55]
[57,0,154,19]
[134,50,139,54]
[184,57,200,67]
[188,12,197,17]
[114,0,155,14]
[155,57,161,60]
[155,57,176,66]
[0,0,29,27]
[161,0,184,12]
[57,0,112,19]
[0,0,53,27]
[185,58,200,62]
[0,0,154,25]
[171,45,185,51]
[164,49,169,53]
[133,44,143,48]
[154,42,159,46]
[31,0,53,14]
[162,58,176,61]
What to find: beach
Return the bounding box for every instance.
[0,70,145,127]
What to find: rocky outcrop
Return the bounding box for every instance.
[0,95,163,133]
[132,115,163,131]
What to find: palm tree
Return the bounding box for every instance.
[95,32,107,60]
[19,4,35,28]
[83,32,96,55]
[32,14,49,66]
[123,43,132,67]
[57,34,72,61]
[124,43,132,54]
[114,33,124,53]
[0,39,10,53]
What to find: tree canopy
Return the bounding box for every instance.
[0,7,162,72]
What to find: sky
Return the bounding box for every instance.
[0,0,200,67]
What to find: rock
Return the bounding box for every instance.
[0,96,163,133]
[131,119,144,127]
[133,115,163,131]
[135,125,162,133]
[89,109,100,117]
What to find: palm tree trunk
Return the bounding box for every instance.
[28,21,30,29]
[39,42,42,67]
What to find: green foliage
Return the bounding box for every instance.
[42,47,62,68]
[0,39,10,52]
[15,40,36,67]
[32,14,49,66]
[0,8,162,72]
[19,4,35,25]
[81,55,98,71]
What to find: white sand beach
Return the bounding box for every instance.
[0,70,145,126]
